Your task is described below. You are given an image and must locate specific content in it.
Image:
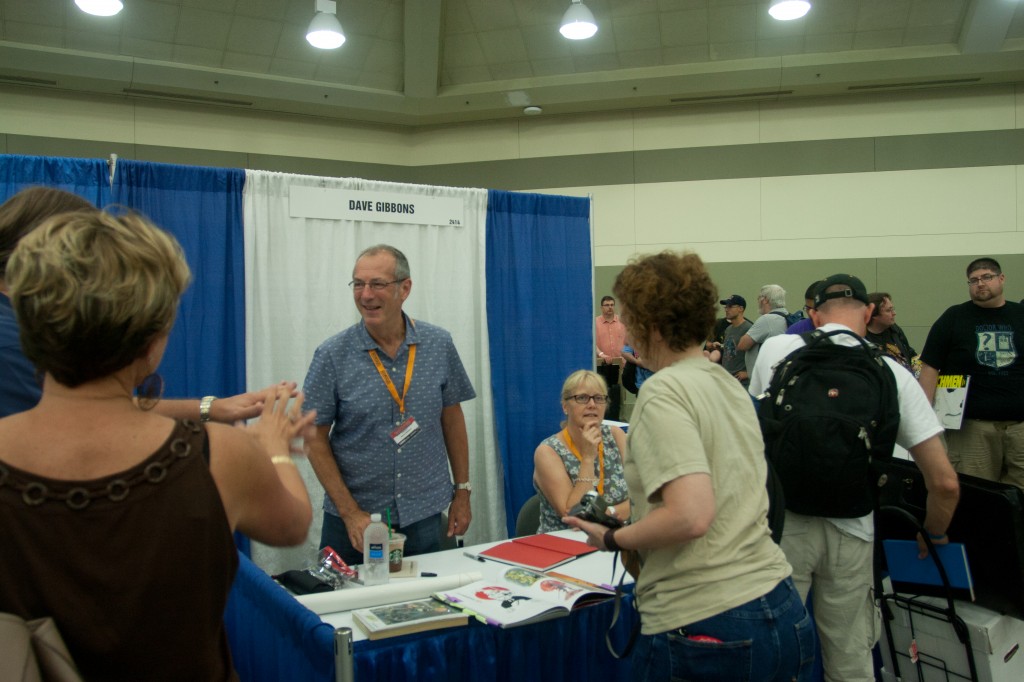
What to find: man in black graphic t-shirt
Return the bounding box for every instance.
[920,257,1024,488]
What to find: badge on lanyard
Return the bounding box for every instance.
[390,416,421,446]
[369,344,419,448]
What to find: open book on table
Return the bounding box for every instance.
[467,533,598,572]
[352,597,469,640]
[433,566,613,628]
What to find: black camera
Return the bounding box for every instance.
[569,490,624,528]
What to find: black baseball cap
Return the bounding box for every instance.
[813,274,869,307]
[720,294,746,308]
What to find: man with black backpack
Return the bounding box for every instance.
[749,274,959,682]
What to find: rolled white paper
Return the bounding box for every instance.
[294,572,483,615]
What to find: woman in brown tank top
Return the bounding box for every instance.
[0,209,315,681]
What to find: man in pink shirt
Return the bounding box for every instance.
[596,295,626,420]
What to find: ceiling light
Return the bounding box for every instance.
[74,0,123,16]
[523,106,543,116]
[768,0,811,21]
[559,0,597,40]
[307,0,345,50]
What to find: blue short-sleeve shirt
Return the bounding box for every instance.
[303,314,476,526]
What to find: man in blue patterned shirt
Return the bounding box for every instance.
[303,244,476,566]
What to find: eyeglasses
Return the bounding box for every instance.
[967,273,998,286]
[349,279,404,291]
[802,305,813,313]
[566,394,608,405]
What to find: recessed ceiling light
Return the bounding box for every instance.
[768,0,811,21]
[75,0,123,16]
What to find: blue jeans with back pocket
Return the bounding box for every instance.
[630,577,815,682]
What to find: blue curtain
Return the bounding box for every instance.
[485,190,593,537]
[111,160,246,400]
[0,154,111,211]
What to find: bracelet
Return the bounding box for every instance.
[199,395,217,422]
[271,455,296,467]
[928,532,948,541]
[576,477,597,484]
[603,527,621,552]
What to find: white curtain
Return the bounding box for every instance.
[242,170,502,575]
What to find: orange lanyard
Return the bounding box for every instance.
[562,428,605,494]
[368,345,416,415]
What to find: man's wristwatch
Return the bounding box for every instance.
[200,395,217,422]
[454,482,472,493]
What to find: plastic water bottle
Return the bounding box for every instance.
[362,513,389,586]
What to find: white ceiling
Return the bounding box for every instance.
[1,0,1023,127]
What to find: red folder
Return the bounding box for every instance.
[477,534,597,572]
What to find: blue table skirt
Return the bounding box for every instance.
[224,551,639,682]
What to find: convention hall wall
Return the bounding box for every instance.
[3,82,1023,351]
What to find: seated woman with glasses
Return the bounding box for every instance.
[533,370,629,533]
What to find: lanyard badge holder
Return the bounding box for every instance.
[369,345,421,446]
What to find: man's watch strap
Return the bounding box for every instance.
[454,481,472,493]
[200,395,217,422]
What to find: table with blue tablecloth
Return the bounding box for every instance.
[224,532,638,682]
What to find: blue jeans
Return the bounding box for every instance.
[319,512,442,567]
[631,577,816,682]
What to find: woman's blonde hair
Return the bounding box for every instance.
[7,210,191,387]
[560,369,608,401]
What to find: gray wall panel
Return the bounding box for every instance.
[7,134,134,161]
[599,254,1024,355]
[875,130,1024,172]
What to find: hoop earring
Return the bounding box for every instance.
[136,373,165,411]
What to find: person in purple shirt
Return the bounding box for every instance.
[786,280,826,335]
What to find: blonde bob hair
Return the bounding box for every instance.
[7,210,191,387]
[560,369,608,402]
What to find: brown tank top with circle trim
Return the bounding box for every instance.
[0,419,239,681]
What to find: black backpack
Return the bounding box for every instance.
[622,362,638,395]
[758,329,900,518]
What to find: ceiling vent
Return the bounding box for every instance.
[848,78,982,91]
[670,90,794,103]
[122,88,253,107]
[0,75,58,86]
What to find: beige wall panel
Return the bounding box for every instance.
[517,111,636,159]
[633,102,760,151]
[132,102,412,165]
[410,119,520,166]
[759,85,1016,143]
[0,88,135,143]
[762,166,1017,241]
[590,184,637,247]
[1019,165,1024,234]
[634,178,761,245]
[595,244,645,268]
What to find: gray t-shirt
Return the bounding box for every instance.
[721,320,753,378]
[744,309,789,375]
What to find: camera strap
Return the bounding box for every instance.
[604,551,640,659]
